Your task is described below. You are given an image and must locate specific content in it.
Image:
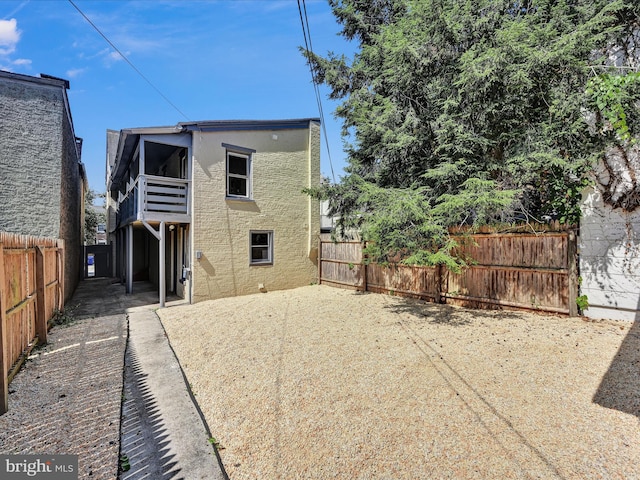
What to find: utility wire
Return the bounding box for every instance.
[298,0,336,183]
[68,0,190,121]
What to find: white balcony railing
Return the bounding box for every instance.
[117,174,191,225]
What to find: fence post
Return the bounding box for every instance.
[568,229,578,317]
[35,246,48,345]
[57,242,65,309]
[436,264,444,304]
[0,244,8,414]
[318,238,323,285]
[361,258,367,292]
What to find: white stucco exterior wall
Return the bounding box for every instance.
[580,185,640,321]
[190,121,320,302]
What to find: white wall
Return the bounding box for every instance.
[580,185,640,321]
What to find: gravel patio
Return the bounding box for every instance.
[158,284,640,480]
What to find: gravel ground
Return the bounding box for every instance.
[0,279,127,480]
[158,285,640,480]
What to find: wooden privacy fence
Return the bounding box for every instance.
[319,227,578,316]
[0,232,64,414]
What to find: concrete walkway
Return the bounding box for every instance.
[120,284,227,480]
[0,278,227,480]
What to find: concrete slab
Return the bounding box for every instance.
[0,277,227,480]
[119,291,227,480]
[0,278,127,479]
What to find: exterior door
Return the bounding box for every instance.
[85,244,112,278]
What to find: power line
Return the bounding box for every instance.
[67,0,190,121]
[298,0,336,183]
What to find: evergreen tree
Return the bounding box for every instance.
[305,0,638,266]
[84,189,106,245]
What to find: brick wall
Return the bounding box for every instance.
[0,72,85,301]
[0,77,64,237]
[59,110,84,300]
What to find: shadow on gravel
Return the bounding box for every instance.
[593,316,640,418]
[119,342,182,480]
[383,296,523,326]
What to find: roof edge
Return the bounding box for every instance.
[179,118,320,132]
[0,70,70,89]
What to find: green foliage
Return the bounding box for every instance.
[305,0,636,266]
[208,437,225,450]
[576,294,589,312]
[119,455,130,472]
[84,189,106,245]
[431,178,517,226]
[50,306,77,327]
[539,166,593,224]
[586,72,640,143]
[310,178,464,269]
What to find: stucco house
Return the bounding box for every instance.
[106,118,321,305]
[0,71,87,301]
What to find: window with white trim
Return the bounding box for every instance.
[250,231,273,265]
[226,151,251,198]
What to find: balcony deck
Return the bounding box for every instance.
[117,174,191,227]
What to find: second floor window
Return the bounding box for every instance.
[227,152,251,198]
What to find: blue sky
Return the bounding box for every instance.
[0,0,354,196]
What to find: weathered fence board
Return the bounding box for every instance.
[319,227,576,316]
[0,232,64,414]
[367,264,441,302]
[456,232,568,269]
[319,240,365,290]
[0,245,7,415]
[444,265,570,313]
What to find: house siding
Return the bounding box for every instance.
[191,121,320,301]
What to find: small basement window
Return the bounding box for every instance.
[250,231,273,265]
[227,151,251,198]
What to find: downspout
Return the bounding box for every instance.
[308,122,313,256]
[189,142,195,304]
[159,221,165,308]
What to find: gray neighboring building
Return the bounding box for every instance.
[0,71,87,301]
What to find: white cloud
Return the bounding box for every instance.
[2,1,30,20]
[0,18,20,56]
[12,58,31,66]
[101,49,127,67]
[66,67,86,78]
[108,51,123,62]
[261,1,291,13]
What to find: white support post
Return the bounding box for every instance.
[121,228,126,284]
[159,221,166,308]
[123,228,127,284]
[141,220,165,307]
[137,176,145,220]
[119,229,124,284]
[127,224,133,294]
[139,138,145,177]
[170,227,175,293]
[187,149,193,216]
[188,224,193,305]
